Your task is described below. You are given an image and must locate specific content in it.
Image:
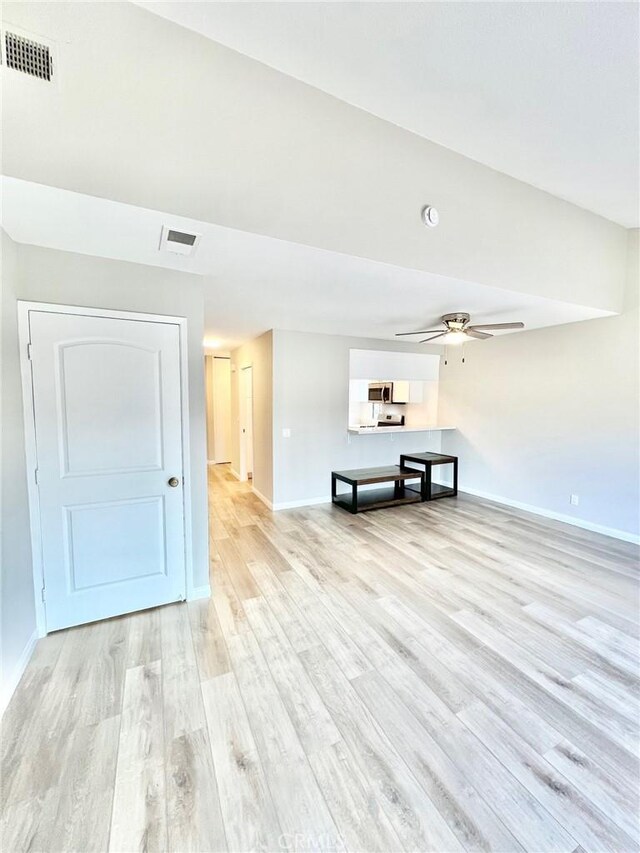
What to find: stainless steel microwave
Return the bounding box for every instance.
[368,382,393,402]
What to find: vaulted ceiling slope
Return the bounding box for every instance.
[135,1,640,229]
[1,179,612,352]
[1,1,630,314]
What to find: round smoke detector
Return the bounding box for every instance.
[421,205,439,228]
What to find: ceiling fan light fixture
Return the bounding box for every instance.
[445,330,467,345]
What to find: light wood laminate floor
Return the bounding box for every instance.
[2,464,639,852]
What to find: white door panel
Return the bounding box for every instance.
[58,340,164,475]
[29,311,186,631]
[212,357,231,463]
[65,496,166,589]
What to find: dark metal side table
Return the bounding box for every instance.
[399,452,458,501]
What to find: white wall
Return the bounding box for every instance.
[272,331,444,507]
[14,244,211,590]
[3,1,628,312]
[1,230,37,712]
[230,332,273,503]
[439,229,640,541]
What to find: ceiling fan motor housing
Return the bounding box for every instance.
[442,312,470,330]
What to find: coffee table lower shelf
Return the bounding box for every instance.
[333,485,422,513]
[331,465,426,514]
[429,482,456,499]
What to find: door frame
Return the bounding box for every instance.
[238,364,254,482]
[18,301,193,637]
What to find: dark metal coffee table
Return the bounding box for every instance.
[331,465,425,514]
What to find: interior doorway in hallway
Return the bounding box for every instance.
[240,365,254,480]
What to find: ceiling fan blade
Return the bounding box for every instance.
[465,329,492,340]
[468,322,524,330]
[395,329,443,336]
[419,332,448,343]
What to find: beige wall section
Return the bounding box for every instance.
[439,229,640,539]
[230,332,273,503]
[1,230,37,711]
[15,244,211,589]
[3,1,628,312]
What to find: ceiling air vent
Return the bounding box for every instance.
[160,226,201,256]
[4,30,53,81]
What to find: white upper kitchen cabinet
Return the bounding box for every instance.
[349,349,440,381]
[391,380,410,403]
[409,381,424,403]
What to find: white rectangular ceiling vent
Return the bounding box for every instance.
[160,226,201,256]
[3,30,54,81]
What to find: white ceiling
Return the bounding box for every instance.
[2,178,610,351]
[135,1,640,228]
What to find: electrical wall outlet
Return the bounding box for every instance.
[570,494,579,506]
[282,428,291,438]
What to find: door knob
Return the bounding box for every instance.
[168,477,180,487]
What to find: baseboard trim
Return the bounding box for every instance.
[187,584,211,601]
[272,495,332,511]
[1,630,38,717]
[251,487,332,511]
[252,487,275,510]
[458,486,640,544]
[229,468,241,481]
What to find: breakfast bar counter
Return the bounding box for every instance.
[347,425,455,434]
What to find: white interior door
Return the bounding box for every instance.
[240,366,254,480]
[28,309,186,631]
[212,357,231,463]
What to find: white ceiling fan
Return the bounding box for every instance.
[396,312,524,344]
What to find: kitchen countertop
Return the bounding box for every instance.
[348,425,456,434]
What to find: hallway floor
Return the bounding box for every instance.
[2,463,639,851]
